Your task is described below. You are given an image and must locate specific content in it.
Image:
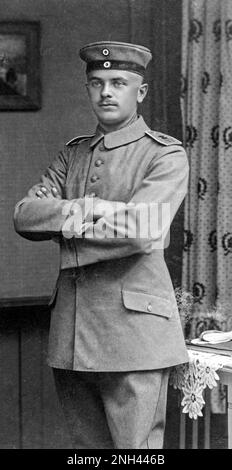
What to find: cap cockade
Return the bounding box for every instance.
[79,41,152,77]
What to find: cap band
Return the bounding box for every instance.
[86,60,146,77]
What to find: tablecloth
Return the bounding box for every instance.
[169,350,232,419]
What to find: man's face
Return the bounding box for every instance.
[86,69,148,129]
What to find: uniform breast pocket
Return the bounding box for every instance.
[122,290,173,318]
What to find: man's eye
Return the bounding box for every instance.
[113,81,124,87]
[90,81,102,88]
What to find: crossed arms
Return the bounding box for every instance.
[14,145,189,266]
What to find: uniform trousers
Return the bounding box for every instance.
[53,367,170,449]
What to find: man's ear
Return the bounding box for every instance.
[137,83,148,104]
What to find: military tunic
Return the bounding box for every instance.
[14,115,189,372]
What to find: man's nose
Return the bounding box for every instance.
[101,83,112,97]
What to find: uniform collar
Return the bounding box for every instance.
[90,115,149,149]
[89,127,104,148]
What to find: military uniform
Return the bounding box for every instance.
[14,41,189,449]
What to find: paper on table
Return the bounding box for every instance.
[192,329,232,344]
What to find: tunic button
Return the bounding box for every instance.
[98,143,105,151]
[147,303,152,313]
[90,175,99,183]
[95,159,103,167]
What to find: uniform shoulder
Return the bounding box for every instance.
[145,129,182,146]
[66,134,95,146]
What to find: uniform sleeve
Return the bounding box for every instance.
[70,145,189,266]
[13,149,80,241]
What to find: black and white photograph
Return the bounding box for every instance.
[0,0,231,462]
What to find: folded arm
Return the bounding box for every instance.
[14,149,83,241]
[14,144,189,266]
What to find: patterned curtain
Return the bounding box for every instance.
[181,0,232,338]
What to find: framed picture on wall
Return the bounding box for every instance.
[0,21,41,110]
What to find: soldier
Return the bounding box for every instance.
[14,41,189,449]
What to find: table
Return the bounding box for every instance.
[169,347,232,449]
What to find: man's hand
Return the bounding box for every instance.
[35,186,61,244]
[36,186,61,199]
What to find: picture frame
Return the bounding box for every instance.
[0,21,41,111]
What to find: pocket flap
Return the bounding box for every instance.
[122,290,173,318]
